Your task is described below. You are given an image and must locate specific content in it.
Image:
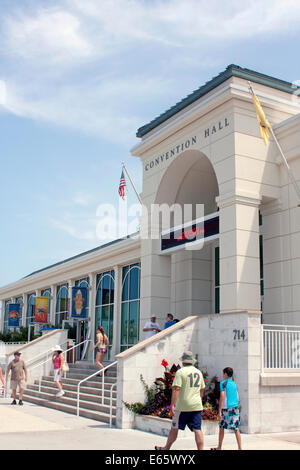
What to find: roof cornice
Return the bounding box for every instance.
[136,64,300,138]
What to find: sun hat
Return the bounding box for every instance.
[180,351,196,365]
[53,345,63,352]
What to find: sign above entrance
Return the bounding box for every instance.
[160,212,219,254]
[144,117,229,173]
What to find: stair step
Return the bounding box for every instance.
[59,372,117,382]
[43,376,117,389]
[65,368,117,377]
[24,389,116,414]
[35,379,117,397]
[22,394,116,424]
[27,384,116,406]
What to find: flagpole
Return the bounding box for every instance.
[122,162,143,205]
[248,81,300,206]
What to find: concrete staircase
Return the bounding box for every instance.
[23,361,117,425]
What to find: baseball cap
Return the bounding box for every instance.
[180,351,196,365]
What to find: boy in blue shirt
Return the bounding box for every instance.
[211,367,242,450]
[164,313,176,329]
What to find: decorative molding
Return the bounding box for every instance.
[216,192,261,209]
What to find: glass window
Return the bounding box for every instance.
[55,284,68,328]
[74,278,90,315]
[95,271,115,359]
[14,296,24,328]
[4,300,10,332]
[26,294,36,326]
[120,263,140,351]
[215,247,220,314]
[41,289,51,324]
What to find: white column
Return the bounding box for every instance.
[50,285,56,326]
[22,294,26,326]
[87,273,96,361]
[217,193,261,313]
[0,300,5,331]
[112,265,121,358]
[68,280,73,321]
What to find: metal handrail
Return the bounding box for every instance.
[25,340,70,367]
[27,339,92,392]
[109,382,117,427]
[77,361,117,418]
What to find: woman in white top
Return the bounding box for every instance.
[52,345,65,397]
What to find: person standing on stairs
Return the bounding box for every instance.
[52,345,65,398]
[93,326,109,376]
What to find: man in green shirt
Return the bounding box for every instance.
[155,351,205,451]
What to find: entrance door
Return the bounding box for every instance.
[76,320,90,360]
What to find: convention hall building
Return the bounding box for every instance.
[1,65,300,433]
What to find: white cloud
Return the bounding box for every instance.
[1,0,300,143]
[3,7,94,64]
[50,216,97,241]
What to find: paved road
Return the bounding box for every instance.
[0,398,299,451]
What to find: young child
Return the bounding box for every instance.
[211,367,242,450]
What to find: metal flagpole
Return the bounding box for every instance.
[269,126,300,206]
[248,81,300,207]
[122,162,142,205]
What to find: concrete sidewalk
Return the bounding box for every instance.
[0,398,299,450]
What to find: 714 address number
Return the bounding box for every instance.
[233,329,246,341]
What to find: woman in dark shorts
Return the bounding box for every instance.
[93,326,109,375]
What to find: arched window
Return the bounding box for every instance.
[95,271,114,358]
[55,284,68,328]
[26,293,36,326]
[74,277,90,317]
[15,296,24,327]
[120,263,140,352]
[4,300,10,332]
[41,288,51,324]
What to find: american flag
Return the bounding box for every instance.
[118,169,126,200]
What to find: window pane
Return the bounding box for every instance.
[122,266,129,301]
[102,275,110,305]
[129,301,139,345]
[215,247,220,287]
[121,303,129,346]
[109,304,114,344]
[129,267,140,300]
[110,276,115,304]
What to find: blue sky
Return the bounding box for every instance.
[1,0,300,287]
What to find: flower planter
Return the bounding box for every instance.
[134,414,218,437]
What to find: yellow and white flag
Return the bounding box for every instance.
[249,83,271,145]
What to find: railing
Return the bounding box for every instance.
[25,340,70,368]
[109,382,117,427]
[28,339,92,393]
[76,361,117,421]
[262,324,300,370]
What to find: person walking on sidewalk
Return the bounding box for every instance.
[52,345,65,398]
[6,352,28,405]
[155,351,206,451]
[211,367,242,450]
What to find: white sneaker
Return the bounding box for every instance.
[56,390,65,397]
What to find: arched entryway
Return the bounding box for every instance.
[139,149,220,331]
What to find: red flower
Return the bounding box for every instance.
[161,359,168,368]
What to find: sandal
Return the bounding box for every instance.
[210,447,220,450]
[155,446,164,451]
